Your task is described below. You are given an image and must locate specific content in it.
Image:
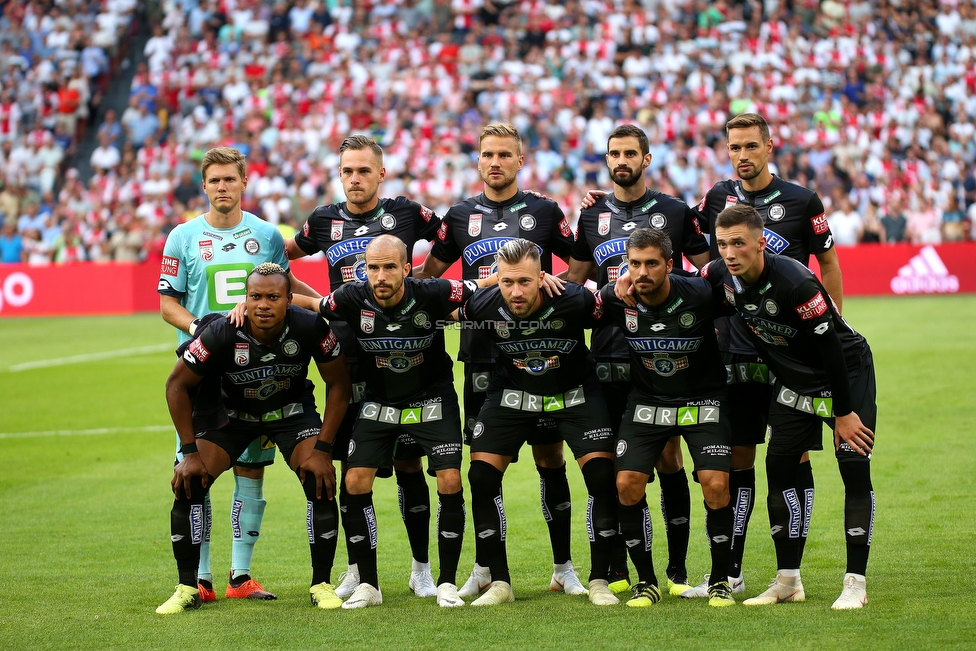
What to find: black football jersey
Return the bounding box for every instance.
[319,277,477,404]
[459,282,601,395]
[181,306,341,413]
[430,190,575,363]
[701,253,868,410]
[696,176,834,355]
[574,188,709,361]
[598,275,725,401]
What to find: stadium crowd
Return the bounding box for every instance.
[2,0,976,266]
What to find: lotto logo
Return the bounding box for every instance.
[794,293,827,320]
[161,256,179,276]
[810,212,829,235]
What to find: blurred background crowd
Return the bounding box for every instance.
[1,0,975,266]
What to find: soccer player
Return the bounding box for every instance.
[300,235,480,608]
[704,204,875,610]
[158,147,317,601]
[680,113,844,597]
[569,124,711,594]
[156,263,351,614]
[457,239,620,607]
[598,228,735,608]
[415,124,585,597]
[286,135,444,598]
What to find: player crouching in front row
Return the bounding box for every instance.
[157,263,351,614]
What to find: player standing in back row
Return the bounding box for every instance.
[414,124,585,597]
[570,124,711,594]
[286,135,445,599]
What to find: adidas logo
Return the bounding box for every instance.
[890,246,959,294]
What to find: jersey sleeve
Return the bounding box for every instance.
[318,283,356,323]
[694,183,726,235]
[158,228,188,297]
[681,205,710,256]
[432,277,478,316]
[791,277,852,414]
[571,210,595,262]
[581,284,605,328]
[429,206,462,264]
[294,207,327,256]
[594,284,619,326]
[180,319,227,375]
[803,192,833,254]
[268,227,290,271]
[459,285,493,322]
[409,199,443,242]
[549,202,575,259]
[310,318,341,363]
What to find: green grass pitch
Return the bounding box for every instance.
[1,295,974,650]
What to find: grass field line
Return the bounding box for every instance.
[0,425,171,439]
[7,343,171,372]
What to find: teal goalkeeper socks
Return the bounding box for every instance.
[230,476,266,579]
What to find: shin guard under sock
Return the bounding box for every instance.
[172,475,210,586]
[658,468,690,580]
[396,470,431,564]
[436,490,465,586]
[618,497,657,586]
[581,457,617,582]
[728,467,755,577]
[231,475,266,579]
[537,464,572,565]
[765,453,804,570]
[468,460,510,584]
[705,502,734,586]
[839,460,874,575]
[302,474,340,586]
[345,492,379,588]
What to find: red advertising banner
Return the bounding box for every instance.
[1,242,974,317]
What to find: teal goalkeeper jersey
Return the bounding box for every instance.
[158,212,289,344]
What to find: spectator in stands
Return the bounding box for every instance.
[90,132,121,173]
[828,196,863,246]
[881,198,909,244]
[0,220,23,263]
[907,195,943,245]
[941,195,969,242]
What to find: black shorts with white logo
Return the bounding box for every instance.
[465,362,561,449]
[724,353,776,447]
[767,347,877,460]
[470,381,613,460]
[198,403,322,468]
[615,394,731,474]
[347,382,463,473]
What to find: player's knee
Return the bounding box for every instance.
[698,471,730,509]
[531,442,565,467]
[580,456,615,494]
[468,460,503,496]
[435,468,462,495]
[730,445,757,470]
[655,438,684,473]
[344,468,374,495]
[616,472,646,506]
[838,458,872,492]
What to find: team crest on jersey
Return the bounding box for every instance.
[331,220,343,241]
[361,310,375,333]
[282,340,299,356]
[199,239,214,262]
[768,204,785,221]
[519,214,536,231]
[679,312,696,327]
[764,300,779,315]
[649,213,666,229]
[235,343,249,366]
[380,213,396,230]
[413,311,430,328]
[468,213,483,236]
[244,238,260,255]
[625,308,639,332]
[725,195,738,210]
[495,322,510,338]
[598,212,611,235]
[645,353,689,377]
[341,254,368,282]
